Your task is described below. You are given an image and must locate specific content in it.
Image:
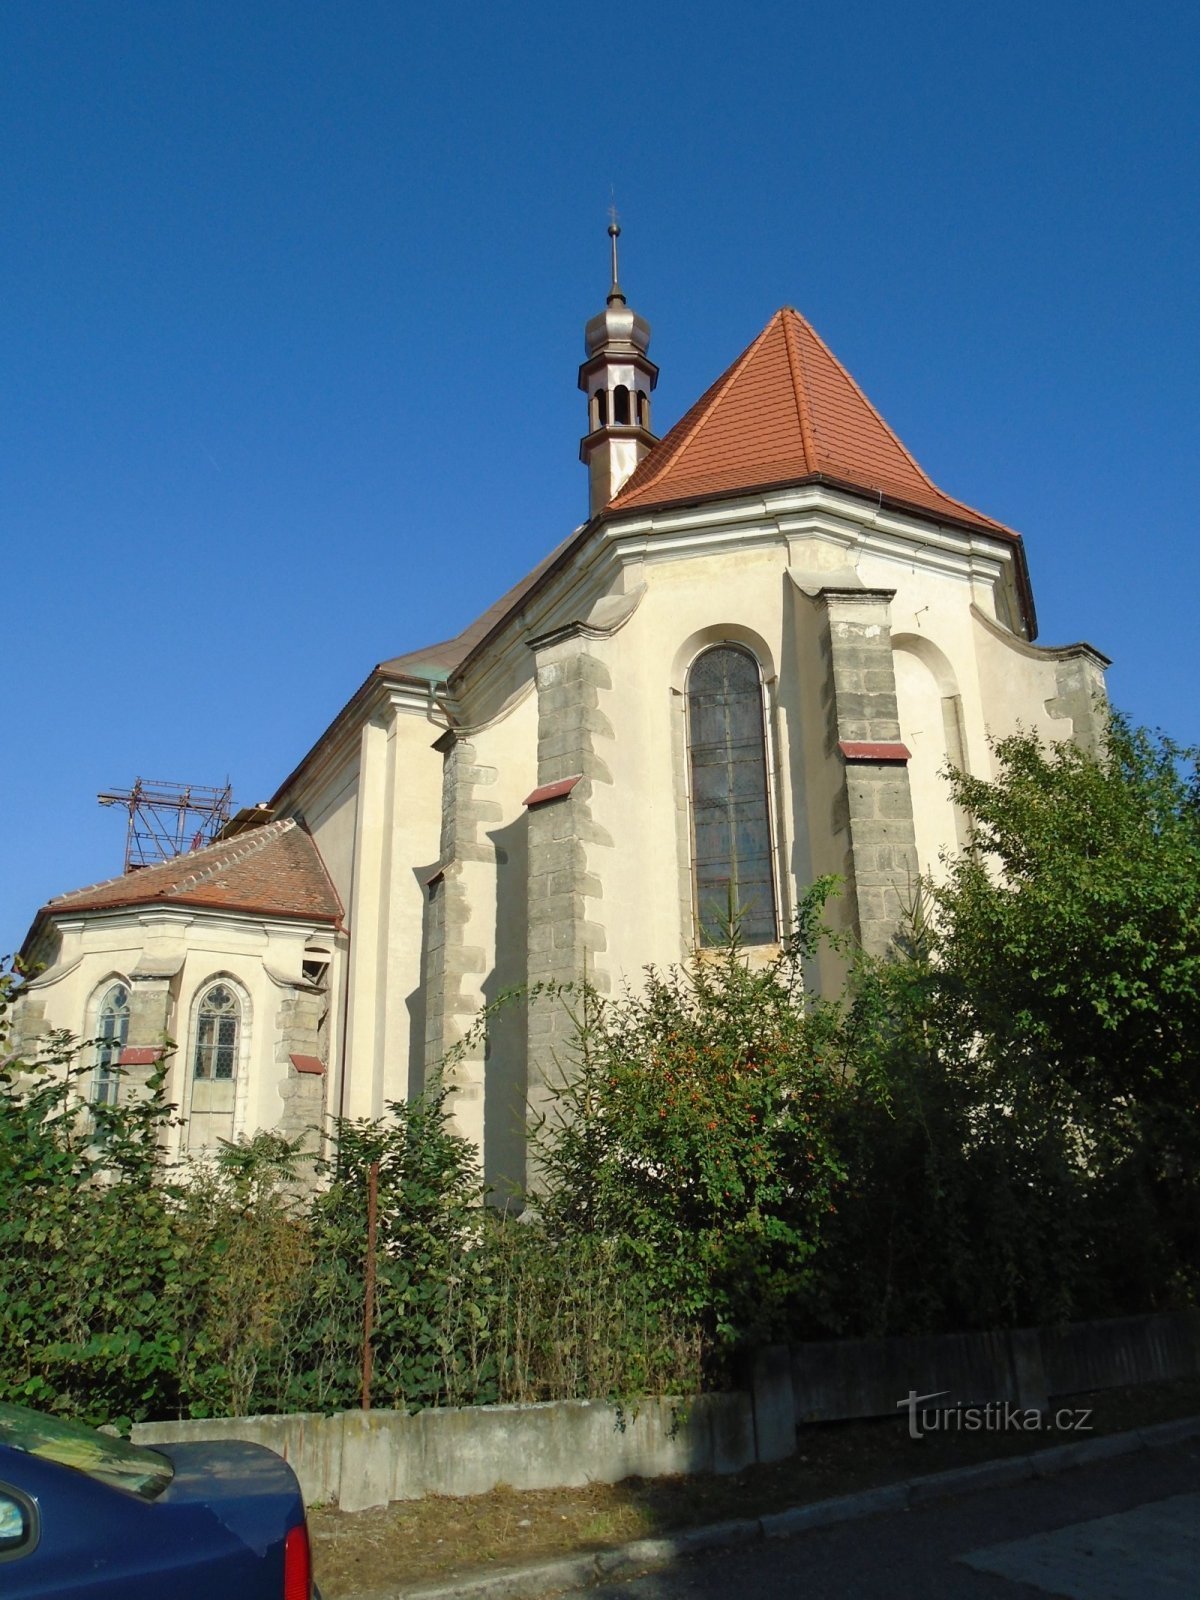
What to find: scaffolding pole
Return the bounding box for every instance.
[97,778,234,873]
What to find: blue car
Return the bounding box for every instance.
[0,1403,319,1598]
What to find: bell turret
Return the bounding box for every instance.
[578,219,658,518]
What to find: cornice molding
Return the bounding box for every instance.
[22,955,84,991]
[38,903,340,943]
[970,604,1111,669]
[454,483,1022,710]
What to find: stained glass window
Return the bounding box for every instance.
[93,984,130,1107]
[687,645,778,946]
[192,984,239,1082]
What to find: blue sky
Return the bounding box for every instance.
[3,0,1197,957]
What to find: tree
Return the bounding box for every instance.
[929,712,1200,1308]
[532,884,849,1352]
[932,714,1199,1121]
[823,712,1200,1335]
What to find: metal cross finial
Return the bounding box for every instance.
[606,202,624,305]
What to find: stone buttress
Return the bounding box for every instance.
[524,632,615,1152]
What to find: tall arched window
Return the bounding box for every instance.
[93,983,130,1107]
[613,384,630,424]
[188,981,241,1149]
[686,645,778,946]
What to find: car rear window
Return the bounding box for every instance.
[0,1405,173,1500]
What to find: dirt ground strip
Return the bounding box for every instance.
[309,1377,1200,1599]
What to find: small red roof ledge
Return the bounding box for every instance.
[523,775,583,808]
[289,1053,325,1076]
[119,1046,164,1067]
[839,741,912,764]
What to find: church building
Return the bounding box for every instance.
[15,229,1108,1192]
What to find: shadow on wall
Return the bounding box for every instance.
[405,859,439,1105]
[483,812,529,1203]
[891,632,968,873]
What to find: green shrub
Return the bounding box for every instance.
[0,1022,201,1427]
[816,712,1200,1335]
[2,710,1196,1423]
[530,884,849,1354]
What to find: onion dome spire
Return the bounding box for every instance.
[578,213,659,517]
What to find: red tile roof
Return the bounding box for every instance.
[610,308,1016,540]
[270,309,1036,808]
[40,819,342,924]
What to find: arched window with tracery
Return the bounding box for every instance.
[188,981,241,1149]
[686,644,778,946]
[93,983,130,1107]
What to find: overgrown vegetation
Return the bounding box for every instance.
[531,883,846,1357]
[820,713,1200,1334]
[2,711,1197,1428]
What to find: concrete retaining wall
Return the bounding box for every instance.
[1040,1311,1200,1397]
[132,1311,1198,1513]
[133,1391,759,1513]
[790,1310,1200,1424]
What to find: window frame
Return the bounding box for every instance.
[185,976,248,1152]
[684,642,780,948]
[91,980,131,1110]
[191,981,241,1085]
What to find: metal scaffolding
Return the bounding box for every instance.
[97,779,234,873]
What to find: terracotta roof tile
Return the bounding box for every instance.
[610,308,1015,539]
[42,819,342,924]
[292,309,1029,766]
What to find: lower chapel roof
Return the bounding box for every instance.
[32,818,342,937]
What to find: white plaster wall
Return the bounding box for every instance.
[378,712,440,1108]
[454,681,537,1184]
[341,705,444,1120]
[16,910,337,1161]
[499,503,1056,1000]
[455,682,539,956]
[854,546,995,782]
[893,642,960,883]
[587,541,793,986]
[172,945,263,1155]
[972,611,1080,747]
[296,755,359,913]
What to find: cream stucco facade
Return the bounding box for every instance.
[16,898,337,1162]
[15,283,1107,1195]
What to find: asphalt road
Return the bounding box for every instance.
[557,1437,1200,1599]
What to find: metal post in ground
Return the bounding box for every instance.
[361,1158,379,1410]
